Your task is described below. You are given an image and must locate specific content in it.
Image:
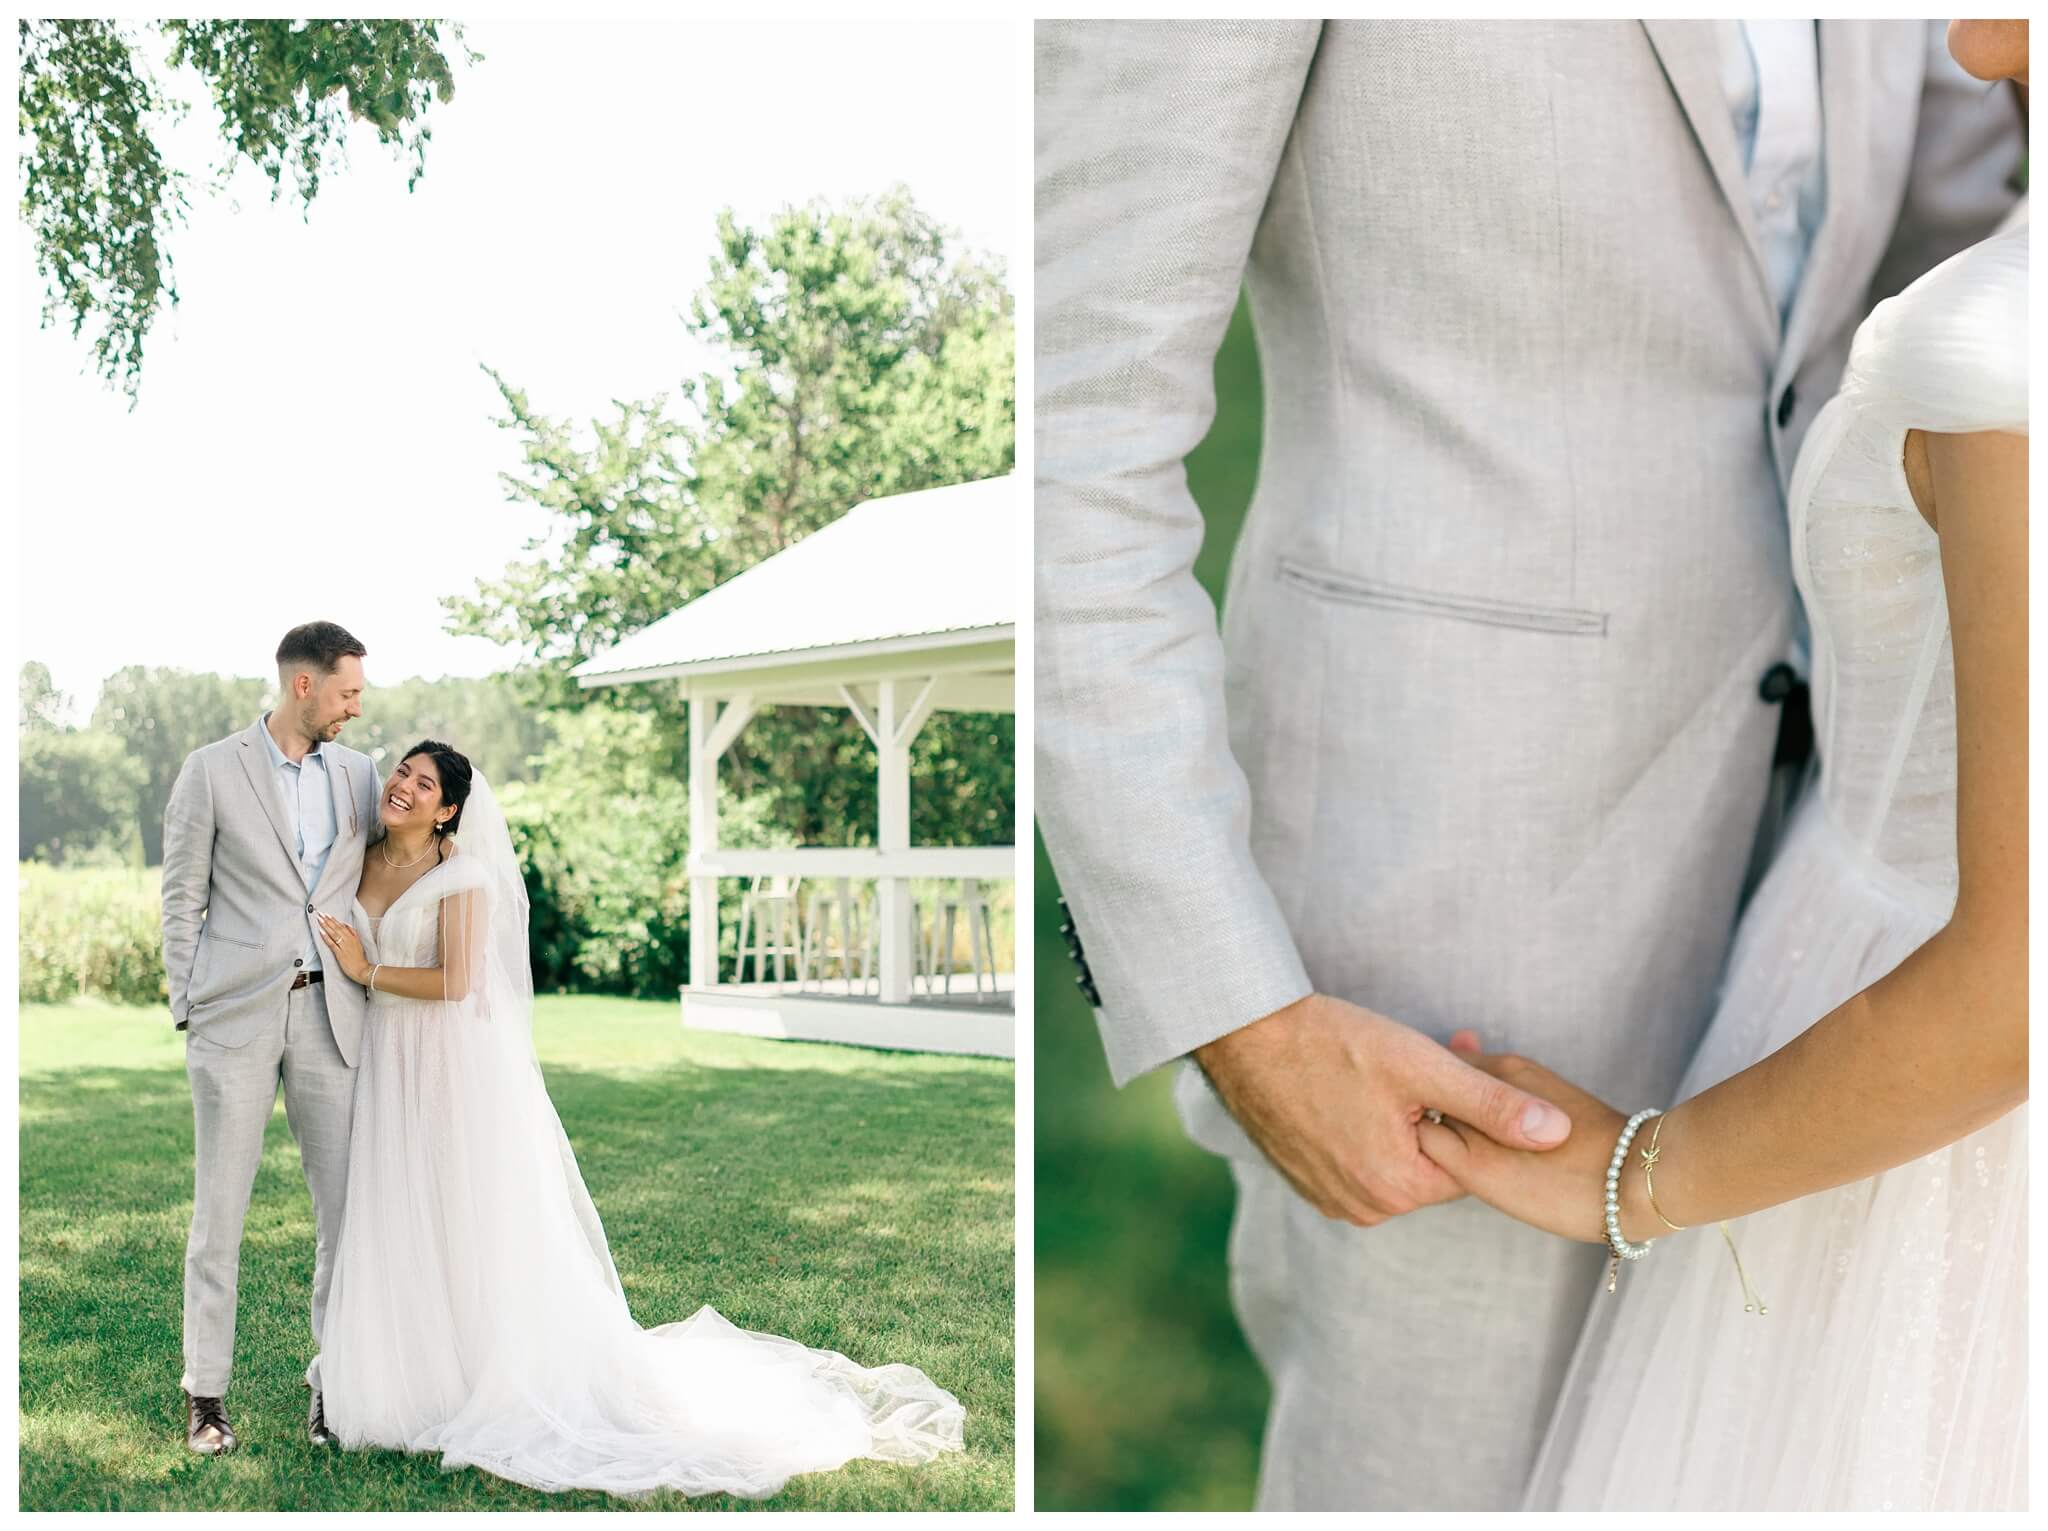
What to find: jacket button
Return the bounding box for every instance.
[305,903,314,913]
[294,958,305,968]
[1776,385,1797,428]
[1759,662,1796,702]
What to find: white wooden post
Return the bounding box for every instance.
[688,689,718,990]
[876,678,913,1003]
[688,688,757,992]
[871,675,941,1005]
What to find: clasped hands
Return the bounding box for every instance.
[1195,992,1644,1244]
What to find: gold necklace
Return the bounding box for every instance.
[381,837,436,870]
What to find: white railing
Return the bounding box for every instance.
[705,865,1014,1007]
[690,846,1014,879]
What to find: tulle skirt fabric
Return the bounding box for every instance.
[1524,797,2026,1510]
[319,997,965,1498]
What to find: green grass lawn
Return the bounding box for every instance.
[1034,293,1270,1511]
[20,995,1014,1511]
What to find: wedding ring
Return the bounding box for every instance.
[1423,1108,1444,1125]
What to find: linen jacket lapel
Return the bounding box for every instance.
[310,749,362,905]
[1641,20,1779,339]
[237,722,309,887]
[1776,22,1877,387]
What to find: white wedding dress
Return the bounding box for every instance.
[317,778,964,1497]
[1524,221,2027,1510]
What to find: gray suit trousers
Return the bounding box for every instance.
[181,980,356,1397]
[1225,1153,1607,1511]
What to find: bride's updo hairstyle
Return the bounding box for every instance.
[403,740,474,838]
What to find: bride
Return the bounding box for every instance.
[1416,22,2027,1511]
[310,740,963,1498]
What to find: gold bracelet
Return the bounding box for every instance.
[1718,1222,1768,1315]
[1639,1112,1688,1231]
[1641,1110,1768,1314]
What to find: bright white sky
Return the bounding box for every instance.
[16,18,1018,722]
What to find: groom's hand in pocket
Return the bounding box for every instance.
[1193,993,1574,1227]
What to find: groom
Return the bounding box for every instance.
[161,621,382,1453]
[1035,20,2022,1511]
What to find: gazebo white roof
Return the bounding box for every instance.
[573,474,1016,705]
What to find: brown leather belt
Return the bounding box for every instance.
[289,970,325,990]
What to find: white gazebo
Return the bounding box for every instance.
[573,474,1016,1057]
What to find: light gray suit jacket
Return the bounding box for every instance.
[161,720,383,1067]
[1036,20,2022,1110]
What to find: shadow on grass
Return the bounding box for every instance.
[21,1049,1013,1512]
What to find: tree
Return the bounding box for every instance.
[883,299,1016,493]
[340,673,553,788]
[676,189,1014,566]
[18,19,467,399]
[448,187,1013,692]
[82,667,547,864]
[91,667,268,864]
[20,729,146,864]
[447,187,1016,849]
[20,662,70,732]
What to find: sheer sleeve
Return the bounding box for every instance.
[438,884,490,1003]
[402,777,535,1045]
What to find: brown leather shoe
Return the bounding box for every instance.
[184,1391,236,1454]
[308,1386,337,1447]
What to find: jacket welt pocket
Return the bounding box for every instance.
[1277,557,1608,637]
[201,927,263,950]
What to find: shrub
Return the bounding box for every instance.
[19,863,167,1006]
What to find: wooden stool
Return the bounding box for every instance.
[799,878,868,994]
[733,875,803,992]
[932,878,997,1003]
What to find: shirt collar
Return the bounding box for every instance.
[259,712,326,771]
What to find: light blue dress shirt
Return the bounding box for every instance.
[1719,20,1826,328]
[259,713,339,971]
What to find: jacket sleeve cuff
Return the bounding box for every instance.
[1078,878,1315,1088]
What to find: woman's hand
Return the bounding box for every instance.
[1418,1036,1638,1246]
[315,912,371,985]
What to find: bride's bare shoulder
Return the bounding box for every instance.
[1925,429,2028,539]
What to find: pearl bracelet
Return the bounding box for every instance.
[1603,1108,1660,1291]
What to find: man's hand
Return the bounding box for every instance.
[1192,993,1574,1227]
